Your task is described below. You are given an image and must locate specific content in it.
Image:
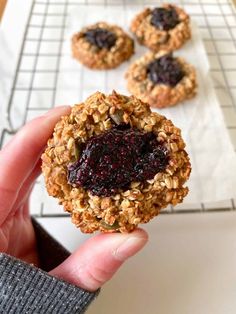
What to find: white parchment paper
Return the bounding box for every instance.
[67,5,236,204]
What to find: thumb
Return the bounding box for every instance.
[49,228,148,292]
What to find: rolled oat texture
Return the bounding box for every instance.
[130,4,191,52]
[126,51,197,108]
[42,91,191,233]
[71,22,134,70]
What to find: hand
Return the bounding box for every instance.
[0,106,148,292]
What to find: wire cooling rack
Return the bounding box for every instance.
[1,0,236,217]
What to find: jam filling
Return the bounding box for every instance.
[150,7,179,31]
[84,28,117,49]
[147,54,184,87]
[68,124,169,197]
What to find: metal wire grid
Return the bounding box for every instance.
[1,0,236,217]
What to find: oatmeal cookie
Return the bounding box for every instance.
[42,91,191,233]
[71,22,134,69]
[130,4,191,52]
[126,51,197,108]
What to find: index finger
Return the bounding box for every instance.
[0,106,71,218]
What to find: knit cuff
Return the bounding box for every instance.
[0,253,99,314]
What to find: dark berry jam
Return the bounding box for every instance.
[147,54,184,87]
[84,28,117,49]
[68,124,169,197]
[150,7,179,31]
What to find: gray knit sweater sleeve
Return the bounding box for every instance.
[0,219,99,313]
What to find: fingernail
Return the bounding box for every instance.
[112,234,147,262]
[43,106,71,117]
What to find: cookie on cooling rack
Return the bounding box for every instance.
[130,3,191,52]
[126,51,197,108]
[71,22,134,69]
[42,91,191,233]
